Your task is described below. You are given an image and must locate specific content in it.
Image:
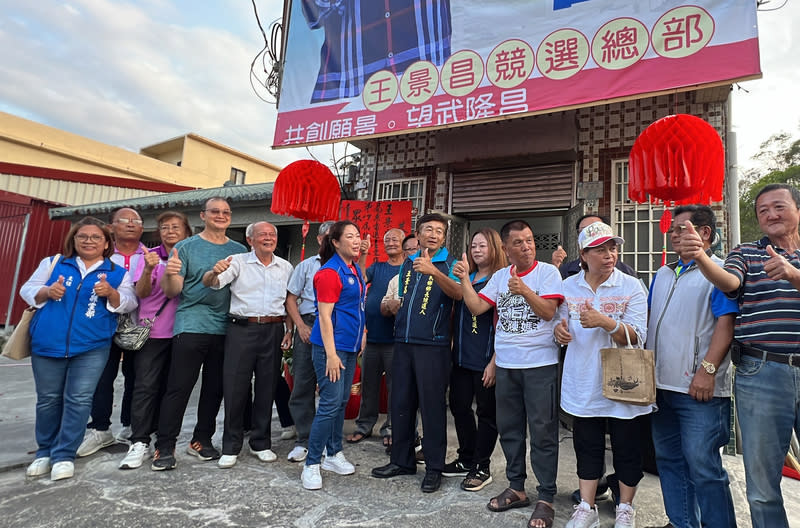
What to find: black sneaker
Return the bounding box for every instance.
[442,459,471,477]
[461,467,493,491]
[151,449,176,471]
[186,441,221,461]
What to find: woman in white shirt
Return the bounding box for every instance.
[554,222,650,528]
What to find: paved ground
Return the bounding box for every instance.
[1,355,799,528]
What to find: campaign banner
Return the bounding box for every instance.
[339,199,413,268]
[274,0,759,148]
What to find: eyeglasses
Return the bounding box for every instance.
[204,208,232,217]
[159,224,183,232]
[75,234,105,243]
[116,218,143,225]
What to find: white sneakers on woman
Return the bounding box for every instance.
[565,500,600,528]
[50,461,74,481]
[26,457,51,477]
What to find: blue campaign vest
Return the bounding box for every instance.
[453,275,495,371]
[310,252,366,353]
[394,247,456,346]
[30,256,126,358]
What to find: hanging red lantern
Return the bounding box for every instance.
[628,114,725,206]
[271,159,341,221]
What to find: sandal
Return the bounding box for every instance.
[528,501,554,528]
[486,487,531,512]
[382,435,392,448]
[345,431,371,443]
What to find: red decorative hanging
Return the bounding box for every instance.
[271,160,341,221]
[628,114,725,206]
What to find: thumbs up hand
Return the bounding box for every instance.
[165,248,182,276]
[764,244,799,281]
[679,221,705,259]
[93,273,115,298]
[142,247,160,270]
[412,247,436,275]
[578,299,605,329]
[452,252,470,280]
[359,234,371,256]
[212,255,234,275]
[48,275,66,300]
[507,265,527,295]
[554,317,572,345]
[551,245,567,268]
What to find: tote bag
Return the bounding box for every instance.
[600,323,656,406]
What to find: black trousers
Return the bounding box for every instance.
[88,341,135,430]
[222,322,283,454]
[390,342,451,473]
[448,364,497,469]
[244,374,293,430]
[129,337,171,445]
[155,333,225,453]
[572,415,645,487]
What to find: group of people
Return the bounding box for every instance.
[19,184,800,528]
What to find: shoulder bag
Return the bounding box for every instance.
[113,297,171,351]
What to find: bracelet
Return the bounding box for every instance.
[607,319,621,334]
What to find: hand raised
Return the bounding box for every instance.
[359,234,371,256]
[165,248,182,276]
[763,244,799,281]
[93,273,114,297]
[212,256,233,275]
[679,221,705,259]
[48,275,66,300]
[507,265,526,295]
[578,299,605,329]
[452,252,470,280]
[143,247,160,269]
[412,247,436,275]
[551,245,567,268]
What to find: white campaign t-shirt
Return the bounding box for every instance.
[479,261,564,369]
[559,268,653,419]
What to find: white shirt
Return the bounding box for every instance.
[382,274,400,302]
[559,268,652,419]
[213,251,293,317]
[20,255,137,313]
[479,261,564,369]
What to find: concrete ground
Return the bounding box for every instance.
[1,355,799,528]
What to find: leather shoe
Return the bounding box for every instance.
[421,470,442,493]
[371,462,416,479]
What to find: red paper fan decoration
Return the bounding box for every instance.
[628,114,725,206]
[271,160,341,222]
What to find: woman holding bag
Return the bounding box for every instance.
[301,220,367,490]
[554,221,650,528]
[20,216,137,481]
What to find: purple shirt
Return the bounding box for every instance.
[136,262,178,339]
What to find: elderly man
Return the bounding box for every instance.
[372,213,460,494]
[285,221,335,463]
[648,205,738,528]
[347,228,406,447]
[151,197,247,471]
[454,219,563,528]
[682,183,800,528]
[77,207,148,457]
[202,222,294,468]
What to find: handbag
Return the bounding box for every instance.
[600,323,656,406]
[2,254,61,360]
[113,297,170,351]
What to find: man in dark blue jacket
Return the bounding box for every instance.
[372,213,461,493]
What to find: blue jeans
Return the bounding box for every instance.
[735,355,800,528]
[651,389,736,528]
[306,344,357,466]
[31,347,110,463]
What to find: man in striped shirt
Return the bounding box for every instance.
[302,0,451,103]
[682,183,800,528]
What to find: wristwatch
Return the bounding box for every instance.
[701,359,717,375]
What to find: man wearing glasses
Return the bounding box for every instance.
[77,207,148,457]
[151,197,247,470]
[372,214,460,493]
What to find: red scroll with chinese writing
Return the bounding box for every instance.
[339,200,414,268]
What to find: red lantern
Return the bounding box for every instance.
[271,160,341,222]
[628,114,725,206]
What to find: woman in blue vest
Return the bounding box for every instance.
[301,220,366,490]
[446,228,507,491]
[20,216,137,481]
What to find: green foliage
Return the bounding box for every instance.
[739,128,800,242]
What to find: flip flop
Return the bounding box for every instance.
[382,435,392,447]
[486,487,531,512]
[345,431,371,444]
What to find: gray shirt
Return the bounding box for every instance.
[287,255,321,316]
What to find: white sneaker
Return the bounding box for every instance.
[565,501,600,528]
[119,442,149,470]
[615,503,636,528]
[76,429,115,457]
[252,448,277,462]
[116,425,133,445]
[280,426,297,440]
[320,451,355,475]
[301,463,322,490]
[26,457,51,477]
[50,461,74,481]
[287,445,308,462]
[218,455,238,468]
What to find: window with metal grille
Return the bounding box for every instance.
[376,178,425,225]
[610,159,662,285]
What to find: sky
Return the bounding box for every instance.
[0,0,797,176]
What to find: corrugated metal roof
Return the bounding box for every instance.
[49,182,273,219]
